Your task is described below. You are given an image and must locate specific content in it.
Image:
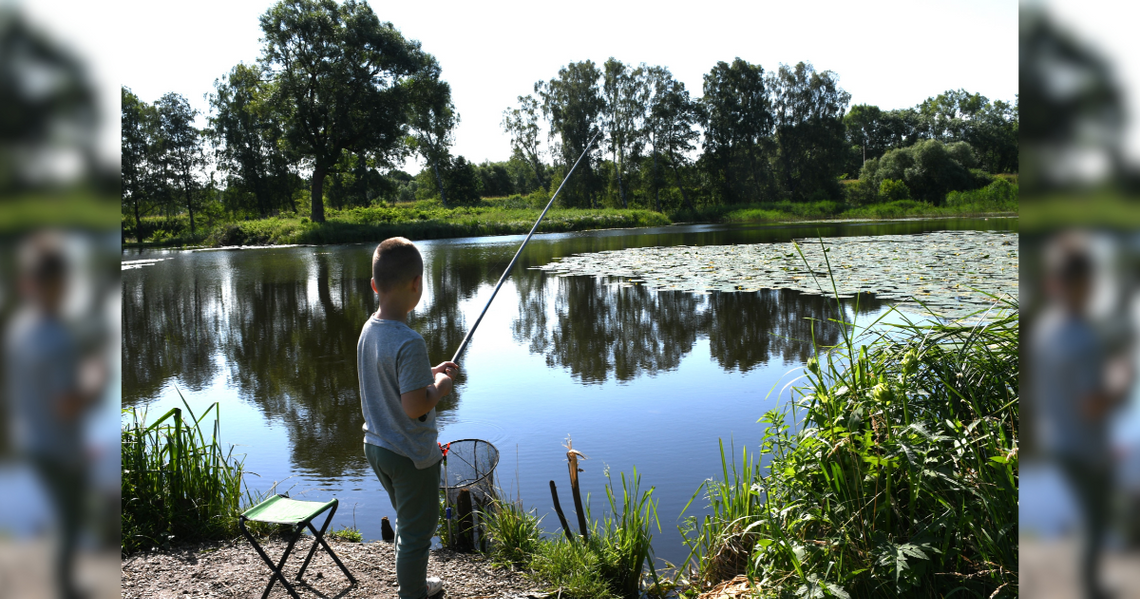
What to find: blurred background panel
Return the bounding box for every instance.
[0,1,119,598]
[1021,1,1140,598]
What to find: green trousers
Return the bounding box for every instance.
[365,443,440,599]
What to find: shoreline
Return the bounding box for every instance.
[121,211,1018,253]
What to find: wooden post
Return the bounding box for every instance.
[456,489,474,552]
[549,481,575,542]
[566,437,589,542]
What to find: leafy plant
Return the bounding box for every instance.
[677,240,1018,597]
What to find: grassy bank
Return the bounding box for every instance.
[122,180,1017,249]
[677,286,1018,595]
[672,178,1018,224]
[125,200,671,248]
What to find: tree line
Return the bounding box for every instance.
[122,0,1018,234]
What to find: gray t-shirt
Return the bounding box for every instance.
[358,316,441,469]
[1031,307,1107,463]
[5,308,80,462]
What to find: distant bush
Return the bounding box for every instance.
[945,178,1018,210]
[878,178,910,201]
[860,139,984,205]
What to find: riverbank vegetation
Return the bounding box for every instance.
[121,397,250,554]
[121,0,1016,246]
[677,298,1018,597]
[122,178,1015,249]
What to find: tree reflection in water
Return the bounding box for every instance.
[514,270,884,383]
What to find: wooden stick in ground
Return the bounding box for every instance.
[548,481,575,543]
[565,437,589,542]
[456,489,475,552]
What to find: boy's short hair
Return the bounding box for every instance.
[19,231,67,285]
[372,237,423,292]
[1045,233,1093,286]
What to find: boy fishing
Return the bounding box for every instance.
[359,237,457,599]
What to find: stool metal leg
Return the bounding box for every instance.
[296,500,357,584]
[240,515,303,599]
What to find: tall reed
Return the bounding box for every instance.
[121,393,249,554]
[679,240,1018,597]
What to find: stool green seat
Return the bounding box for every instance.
[239,494,356,598]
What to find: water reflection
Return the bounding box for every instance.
[515,272,885,383]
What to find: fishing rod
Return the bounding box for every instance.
[451,131,602,365]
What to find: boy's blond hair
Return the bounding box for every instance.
[372,237,423,292]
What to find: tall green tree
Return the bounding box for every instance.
[602,58,648,208]
[258,0,430,222]
[844,104,888,168]
[702,58,772,203]
[408,57,458,207]
[501,94,548,191]
[646,66,701,211]
[538,60,604,208]
[768,62,850,201]
[156,92,205,234]
[122,86,155,236]
[208,62,296,217]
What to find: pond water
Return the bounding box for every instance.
[121,217,1016,568]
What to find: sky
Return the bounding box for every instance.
[31,0,1026,173]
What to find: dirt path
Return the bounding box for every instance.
[1020,536,1140,598]
[121,538,546,599]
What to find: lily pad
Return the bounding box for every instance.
[536,231,1018,320]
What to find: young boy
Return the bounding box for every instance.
[359,237,458,599]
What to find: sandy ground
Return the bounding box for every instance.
[1021,536,1140,599]
[121,537,547,599]
[0,538,120,599]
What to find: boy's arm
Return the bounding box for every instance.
[401,371,453,419]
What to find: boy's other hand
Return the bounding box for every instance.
[433,361,459,379]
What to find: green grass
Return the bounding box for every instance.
[675,242,1018,597]
[328,526,363,542]
[125,201,671,248]
[480,498,544,567]
[121,391,251,554]
[672,193,1016,225]
[481,469,661,599]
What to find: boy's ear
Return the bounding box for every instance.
[371,277,378,294]
[412,274,423,294]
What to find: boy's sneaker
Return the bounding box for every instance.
[425,576,444,597]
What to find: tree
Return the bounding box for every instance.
[702,58,772,203]
[768,62,850,202]
[844,104,888,167]
[408,57,458,207]
[208,62,296,217]
[156,92,205,234]
[0,8,98,190]
[258,0,431,222]
[122,86,154,237]
[602,58,648,209]
[446,156,481,205]
[646,66,701,211]
[502,95,548,191]
[537,61,604,208]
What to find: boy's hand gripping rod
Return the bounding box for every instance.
[450,131,602,364]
